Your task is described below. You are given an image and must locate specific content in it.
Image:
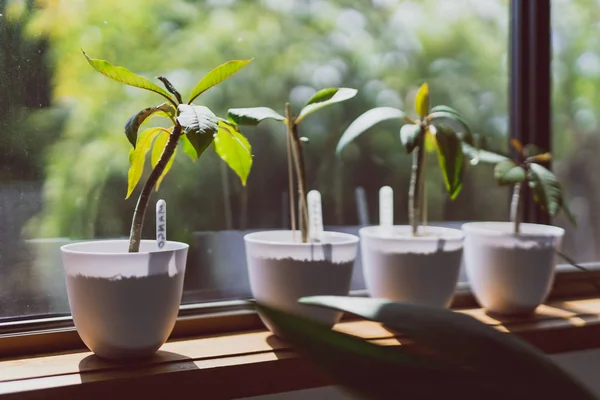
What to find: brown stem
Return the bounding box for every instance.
[409,144,424,236]
[128,124,182,252]
[285,102,309,243]
[421,142,428,228]
[286,122,296,235]
[511,182,522,234]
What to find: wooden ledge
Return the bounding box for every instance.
[3,297,600,399]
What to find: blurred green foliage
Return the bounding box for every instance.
[6,0,512,241]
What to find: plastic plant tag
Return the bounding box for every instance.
[379,186,393,236]
[156,199,166,249]
[307,190,324,243]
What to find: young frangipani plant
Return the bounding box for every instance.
[463,139,575,233]
[83,52,254,252]
[336,83,474,235]
[228,88,357,243]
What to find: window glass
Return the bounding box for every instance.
[0,0,508,319]
[552,0,600,262]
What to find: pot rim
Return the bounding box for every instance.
[243,230,358,246]
[60,239,189,256]
[359,225,464,241]
[461,221,565,237]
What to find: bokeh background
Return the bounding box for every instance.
[0,0,595,318]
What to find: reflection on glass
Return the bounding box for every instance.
[0,0,508,318]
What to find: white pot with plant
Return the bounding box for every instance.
[462,140,574,315]
[60,52,254,360]
[336,84,473,307]
[228,89,359,335]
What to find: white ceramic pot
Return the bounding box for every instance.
[462,222,564,315]
[244,230,358,336]
[61,240,188,360]
[360,225,464,307]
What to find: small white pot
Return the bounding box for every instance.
[61,240,188,360]
[462,222,564,315]
[244,230,358,336]
[360,225,464,307]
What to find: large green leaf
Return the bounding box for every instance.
[462,143,510,165]
[433,125,464,199]
[430,105,462,116]
[255,303,506,400]
[298,296,595,400]
[428,110,475,146]
[126,127,167,199]
[187,59,253,104]
[336,107,407,155]
[83,51,175,104]
[177,104,219,159]
[150,129,176,191]
[124,103,175,148]
[296,87,357,123]
[529,163,576,225]
[399,123,423,154]
[415,83,429,118]
[494,160,526,185]
[227,107,285,126]
[180,135,198,162]
[214,121,252,185]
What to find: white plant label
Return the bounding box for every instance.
[379,186,393,235]
[307,190,324,243]
[156,199,166,249]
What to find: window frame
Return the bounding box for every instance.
[1,0,591,359]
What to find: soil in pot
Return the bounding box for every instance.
[66,272,184,360]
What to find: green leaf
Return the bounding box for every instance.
[126,127,167,199]
[296,87,357,123]
[415,83,429,118]
[428,110,475,146]
[187,59,254,104]
[399,123,423,154]
[124,103,175,148]
[462,143,511,165]
[424,127,437,153]
[255,302,502,400]
[214,121,253,185]
[298,296,596,400]
[336,107,407,155]
[82,51,175,104]
[180,135,198,162]
[150,129,176,191]
[430,105,462,116]
[494,160,526,185]
[177,104,219,159]
[433,125,464,199]
[529,163,576,225]
[227,107,285,126]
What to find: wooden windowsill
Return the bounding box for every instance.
[3,297,600,399]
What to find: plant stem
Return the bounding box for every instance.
[286,123,296,235]
[285,102,309,243]
[510,182,522,234]
[409,144,425,236]
[421,141,428,228]
[128,124,182,252]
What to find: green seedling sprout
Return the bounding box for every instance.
[83,52,254,252]
[228,88,357,243]
[336,83,474,236]
[463,138,576,233]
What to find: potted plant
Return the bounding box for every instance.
[59,52,253,360]
[335,83,472,307]
[462,139,575,315]
[227,88,359,335]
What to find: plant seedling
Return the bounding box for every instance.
[463,138,575,233]
[228,88,357,243]
[83,52,254,252]
[336,83,474,235]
